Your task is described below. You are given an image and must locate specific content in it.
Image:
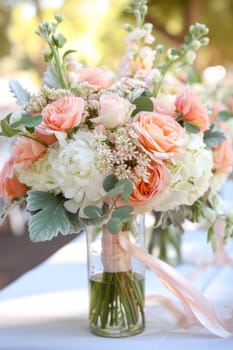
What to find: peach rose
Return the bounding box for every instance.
[12,137,46,169]
[91,93,135,129]
[0,159,28,201]
[35,127,57,145]
[175,87,209,132]
[129,161,169,206]
[133,111,187,161]
[78,67,112,89]
[39,96,85,136]
[213,135,233,175]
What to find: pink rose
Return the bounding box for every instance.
[39,96,85,136]
[78,67,112,89]
[91,93,135,129]
[129,161,169,206]
[151,97,177,118]
[175,87,209,132]
[12,137,46,169]
[0,159,28,201]
[133,111,187,161]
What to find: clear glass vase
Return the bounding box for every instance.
[86,215,145,338]
[148,225,182,266]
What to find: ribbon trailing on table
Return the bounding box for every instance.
[119,232,233,338]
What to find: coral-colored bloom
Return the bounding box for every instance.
[129,161,169,206]
[91,93,135,129]
[0,159,28,201]
[175,87,209,132]
[35,127,57,145]
[133,111,187,161]
[213,132,233,175]
[78,67,112,89]
[12,137,46,170]
[39,96,85,136]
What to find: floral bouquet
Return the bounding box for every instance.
[0,0,233,338]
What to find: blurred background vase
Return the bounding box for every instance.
[146,212,182,266]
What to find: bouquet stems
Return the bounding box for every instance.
[89,270,145,337]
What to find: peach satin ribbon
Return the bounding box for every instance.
[119,232,233,338]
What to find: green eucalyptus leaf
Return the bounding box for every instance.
[132,96,153,116]
[78,216,104,226]
[83,206,103,219]
[9,79,31,105]
[184,121,200,133]
[117,179,134,202]
[216,110,233,121]
[107,184,125,198]
[11,115,42,129]
[1,115,20,137]
[204,123,226,149]
[112,205,134,220]
[106,217,121,234]
[103,174,118,192]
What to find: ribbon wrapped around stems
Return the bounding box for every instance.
[119,231,233,338]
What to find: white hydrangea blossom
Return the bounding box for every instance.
[18,129,107,213]
[209,172,228,195]
[18,150,60,193]
[54,129,107,212]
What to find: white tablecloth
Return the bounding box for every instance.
[0,224,233,350]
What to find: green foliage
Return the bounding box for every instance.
[9,79,31,105]
[112,206,134,221]
[11,115,42,129]
[83,206,103,219]
[42,67,61,88]
[132,96,154,116]
[35,15,68,89]
[184,121,200,133]
[106,217,121,234]
[203,123,226,149]
[82,175,134,235]
[0,114,19,137]
[27,191,82,242]
[103,174,118,192]
[153,22,209,96]
[0,111,44,144]
[207,225,214,242]
[216,110,233,122]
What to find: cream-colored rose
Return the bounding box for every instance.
[91,93,135,129]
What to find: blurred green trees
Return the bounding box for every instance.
[0,0,232,83]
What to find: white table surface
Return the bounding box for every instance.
[0,227,233,350]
